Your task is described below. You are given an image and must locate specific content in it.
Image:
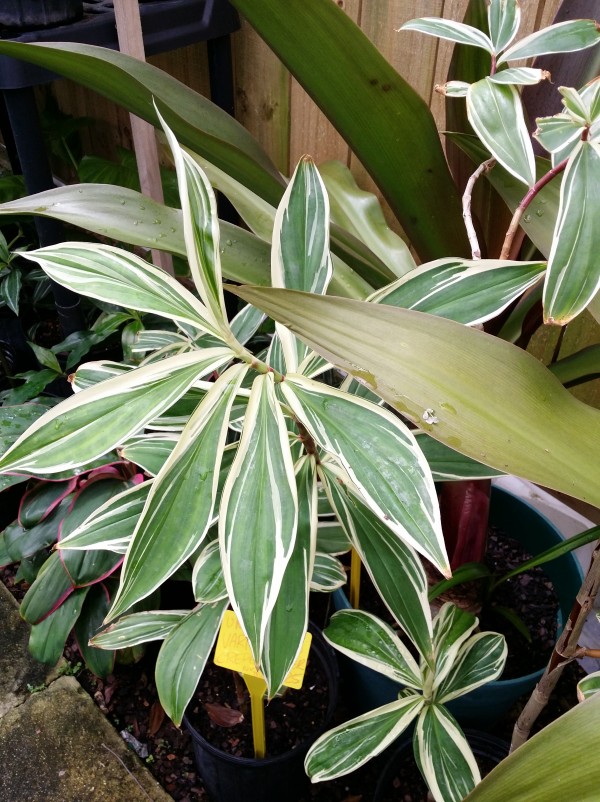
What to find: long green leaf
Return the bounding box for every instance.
[232,286,600,509]
[28,586,89,665]
[415,434,503,481]
[305,695,424,782]
[155,600,228,726]
[229,0,469,261]
[74,583,115,678]
[107,365,247,621]
[219,373,298,664]
[0,349,232,476]
[543,140,600,324]
[283,376,448,575]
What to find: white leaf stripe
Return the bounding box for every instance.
[91,611,188,649]
[415,705,480,802]
[310,552,346,591]
[107,364,248,621]
[435,632,507,703]
[305,696,424,782]
[283,375,449,576]
[432,603,479,688]
[192,540,228,603]
[0,349,232,476]
[220,373,298,663]
[22,243,216,333]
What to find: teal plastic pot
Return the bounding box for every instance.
[333,485,584,726]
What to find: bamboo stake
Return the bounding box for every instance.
[113,0,174,275]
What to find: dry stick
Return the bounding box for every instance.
[500,157,569,261]
[510,541,600,753]
[101,743,155,802]
[462,158,496,260]
[113,0,174,276]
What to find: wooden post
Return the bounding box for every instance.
[113,0,174,275]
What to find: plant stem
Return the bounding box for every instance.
[510,541,600,752]
[462,159,496,259]
[500,158,568,260]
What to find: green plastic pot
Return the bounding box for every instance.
[333,485,584,726]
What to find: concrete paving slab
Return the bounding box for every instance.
[0,675,173,802]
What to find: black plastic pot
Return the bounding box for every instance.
[374,729,509,802]
[0,0,83,30]
[183,625,339,802]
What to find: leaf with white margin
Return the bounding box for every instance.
[534,114,586,163]
[488,0,520,53]
[71,360,133,391]
[305,695,424,781]
[107,364,247,621]
[282,375,449,577]
[400,18,493,52]
[158,111,227,333]
[467,79,536,186]
[489,67,549,86]
[499,19,600,65]
[192,540,227,603]
[415,434,503,481]
[414,704,480,802]
[310,552,347,591]
[431,603,479,688]
[543,140,600,325]
[90,610,188,649]
[325,609,422,688]
[370,258,545,326]
[0,348,232,476]
[119,435,178,476]
[21,242,218,335]
[577,670,600,702]
[230,302,266,346]
[435,632,507,703]
[220,372,298,665]
[155,600,228,725]
[272,157,333,371]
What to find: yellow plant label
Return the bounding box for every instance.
[214,610,312,689]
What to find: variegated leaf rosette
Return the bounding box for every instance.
[305,601,507,802]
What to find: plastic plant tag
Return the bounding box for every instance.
[214,610,313,758]
[349,547,361,609]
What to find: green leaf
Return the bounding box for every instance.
[26,343,62,374]
[534,114,585,162]
[232,286,600,510]
[74,583,115,677]
[0,349,232,476]
[22,242,216,335]
[191,540,227,603]
[28,587,89,665]
[577,670,600,702]
[220,373,298,664]
[230,0,469,261]
[1,268,21,315]
[0,403,54,458]
[434,632,507,703]
[489,68,550,86]
[118,435,178,476]
[414,704,480,802]
[463,693,600,802]
[305,695,424,781]
[107,365,247,621]
[20,551,74,625]
[282,376,449,576]
[543,141,600,324]
[400,18,493,52]
[316,521,351,555]
[325,609,421,687]
[310,552,346,591]
[499,19,600,64]
[155,600,228,726]
[370,258,545,326]
[488,0,520,53]
[91,610,187,649]
[428,563,493,602]
[431,603,478,688]
[467,79,536,186]
[415,434,503,481]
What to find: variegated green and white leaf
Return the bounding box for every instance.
[262,456,316,695]
[22,242,218,335]
[339,374,383,406]
[283,376,449,577]
[230,302,266,346]
[435,632,507,704]
[325,609,422,688]
[131,330,192,355]
[91,610,188,649]
[489,67,549,86]
[415,704,480,802]
[159,112,227,332]
[119,435,179,476]
[305,695,424,782]
[296,351,332,380]
[439,81,470,98]
[155,600,228,725]
[220,372,298,665]
[266,331,286,375]
[499,19,600,65]
[431,604,479,688]
[0,349,232,476]
[543,140,600,324]
[400,18,493,52]
[192,540,227,603]
[321,463,433,662]
[57,481,151,553]
[577,670,600,702]
[415,434,503,481]
[316,521,351,555]
[370,259,545,326]
[310,552,347,591]
[107,364,247,621]
[534,114,586,163]
[558,86,590,122]
[467,79,536,186]
[272,157,333,372]
[71,360,133,392]
[488,0,520,53]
